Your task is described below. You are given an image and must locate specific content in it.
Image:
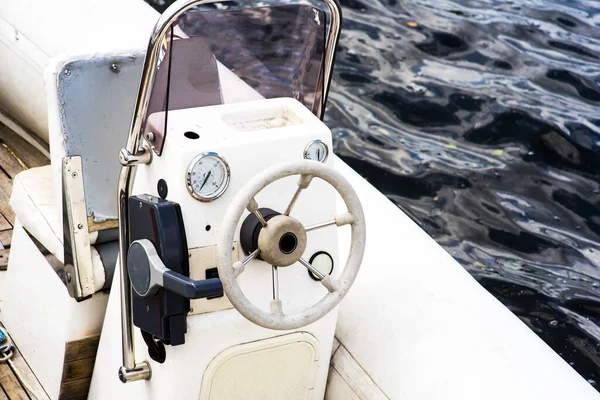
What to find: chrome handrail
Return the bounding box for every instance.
[117,0,342,382]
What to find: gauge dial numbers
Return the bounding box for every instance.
[186,153,231,202]
[304,140,329,163]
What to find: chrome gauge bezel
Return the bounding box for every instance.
[303,140,329,163]
[186,152,231,202]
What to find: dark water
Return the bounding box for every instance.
[146,0,600,387]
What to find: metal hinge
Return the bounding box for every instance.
[62,156,95,301]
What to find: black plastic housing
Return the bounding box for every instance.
[129,195,190,345]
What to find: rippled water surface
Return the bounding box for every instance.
[146,0,600,387]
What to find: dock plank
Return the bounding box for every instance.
[0,364,28,400]
[0,249,9,271]
[0,124,48,169]
[0,230,12,248]
[61,358,94,383]
[0,216,11,233]
[58,378,90,400]
[0,144,24,180]
[0,172,14,225]
[59,336,100,400]
[6,349,50,400]
[64,336,100,363]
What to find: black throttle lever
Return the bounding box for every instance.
[128,239,223,299]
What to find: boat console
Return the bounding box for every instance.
[92,95,365,397]
[87,0,364,398]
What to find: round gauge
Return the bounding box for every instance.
[308,251,334,281]
[304,140,329,163]
[186,153,231,202]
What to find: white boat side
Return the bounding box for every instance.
[0,0,598,399]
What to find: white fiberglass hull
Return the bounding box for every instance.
[0,0,598,399]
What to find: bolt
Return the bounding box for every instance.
[64,69,71,76]
[66,272,72,283]
[146,132,155,142]
[72,172,78,178]
[77,223,83,229]
[111,63,119,72]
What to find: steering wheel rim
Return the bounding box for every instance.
[217,160,366,330]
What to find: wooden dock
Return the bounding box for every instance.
[0,120,50,399]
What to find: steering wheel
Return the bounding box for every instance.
[217,160,366,330]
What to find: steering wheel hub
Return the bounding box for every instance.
[257,215,307,267]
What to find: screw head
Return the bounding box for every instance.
[64,69,71,76]
[111,63,119,72]
[66,272,72,283]
[77,223,83,229]
[145,305,150,312]
[146,132,155,142]
[71,172,78,178]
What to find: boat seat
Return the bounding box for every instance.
[9,166,117,291]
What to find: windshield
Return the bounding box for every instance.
[144,3,327,155]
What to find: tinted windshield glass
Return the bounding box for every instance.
[144,4,326,155]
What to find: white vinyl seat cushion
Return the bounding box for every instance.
[10,166,112,291]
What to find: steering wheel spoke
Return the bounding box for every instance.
[305,220,336,232]
[305,212,356,233]
[243,249,261,266]
[272,265,280,300]
[247,198,268,227]
[299,258,338,292]
[320,276,340,293]
[232,249,262,278]
[299,257,325,280]
[232,262,245,278]
[284,174,313,216]
[335,212,355,227]
[270,299,284,316]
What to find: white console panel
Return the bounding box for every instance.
[133,97,341,317]
[92,98,343,399]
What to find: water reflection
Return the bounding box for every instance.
[327,0,600,385]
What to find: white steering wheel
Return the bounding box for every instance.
[218,160,366,330]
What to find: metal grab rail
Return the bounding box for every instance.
[117,0,342,382]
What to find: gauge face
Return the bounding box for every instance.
[186,153,230,202]
[304,140,329,163]
[308,251,334,281]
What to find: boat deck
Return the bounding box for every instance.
[0,120,50,399]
